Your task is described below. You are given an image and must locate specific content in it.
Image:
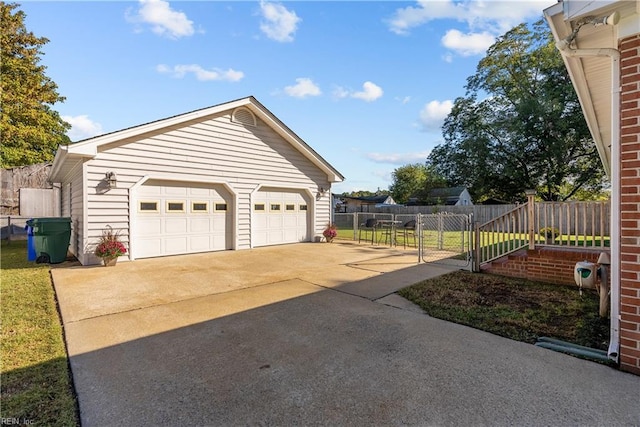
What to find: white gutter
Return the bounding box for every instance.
[558,46,620,363]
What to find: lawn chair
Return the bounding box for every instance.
[398,219,417,249]
[358,218,378,245]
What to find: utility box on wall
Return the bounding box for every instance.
[574,261,597,289]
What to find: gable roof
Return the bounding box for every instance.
[50,96,344,183]
[343,195,395,204]
[426,187,467,199]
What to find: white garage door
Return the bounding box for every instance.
[253,188,309,247]
[135,180,232,258]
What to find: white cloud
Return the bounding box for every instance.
[128,0,195,39]
[156,64,244,82]
[388,0,549,35]
[332,82,383,102]
[442,29,495,56]
[387,0,549,57]
[332,86,350,99]
[419,100,453,131]
[259,1,301,42]
[395,96,412,105]
[62,115,103,141]
[284,78,321,98]
[366,150,431,165]
[353,81,383,102]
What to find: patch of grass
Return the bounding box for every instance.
[398,270,609,350]
[1,240,79,426]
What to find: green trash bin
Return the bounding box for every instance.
[27,217,71,264]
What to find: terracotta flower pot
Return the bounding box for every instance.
[103,257,118,267]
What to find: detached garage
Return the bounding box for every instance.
[49,96,344,265]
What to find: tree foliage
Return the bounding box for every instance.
[1,2,70,167]
[389,163,446,204]
[427,20,605,202]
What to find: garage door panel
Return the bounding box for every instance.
[137,238,161,258]
[138,219,162,234]
[165,186,188,196]
[268,216,283,228]
[283,216,298,227]
[189,187,211,197]
[212,217,226,232]
[165,218,188,234]
[189,217,211,233]
[189,235,211,251]
[135,181,231,258]
[164,236,187,254]
[253,188,309,247]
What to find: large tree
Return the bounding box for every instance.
[389,163,446,204]
[427,20,605,202]
[1,2,69,167]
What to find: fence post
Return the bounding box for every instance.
[438,213,444,250]
[526,189,536,250]
[417,213,422,263]
[473,221,480,272]
[353,213,357,241]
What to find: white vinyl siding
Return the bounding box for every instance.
[67,165,84,261]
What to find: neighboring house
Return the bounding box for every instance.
[545,0,639,375]
[342,195,396,212]
[408,187,473,206]
[332,194,345,212]
[49,96,344,266]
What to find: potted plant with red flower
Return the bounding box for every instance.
[323,223,338,243]
[95,226,127,266]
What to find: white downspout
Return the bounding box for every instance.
[558,47,620,363]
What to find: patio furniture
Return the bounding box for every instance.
[398,219,417,249]
[377,219,401,246]
[358,218,378,245]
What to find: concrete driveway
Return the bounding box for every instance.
[52,242,640,426]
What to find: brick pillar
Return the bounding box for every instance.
[619,34,640,375]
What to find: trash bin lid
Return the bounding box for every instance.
[29,217,71,223]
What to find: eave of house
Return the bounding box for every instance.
[544,0,640,178]
[49,96,344,184]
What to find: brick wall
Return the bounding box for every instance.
[484,247,606,286]
[619,34,640,375]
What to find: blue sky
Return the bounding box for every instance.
[21,0,552,193]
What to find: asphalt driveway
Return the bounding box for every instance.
[51,242,640,426]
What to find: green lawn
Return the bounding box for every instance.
[1,240,79,426]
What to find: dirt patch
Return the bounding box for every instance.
[398,270,609,350]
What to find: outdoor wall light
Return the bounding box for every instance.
[316,186,327,201]
[106,171,117,188]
